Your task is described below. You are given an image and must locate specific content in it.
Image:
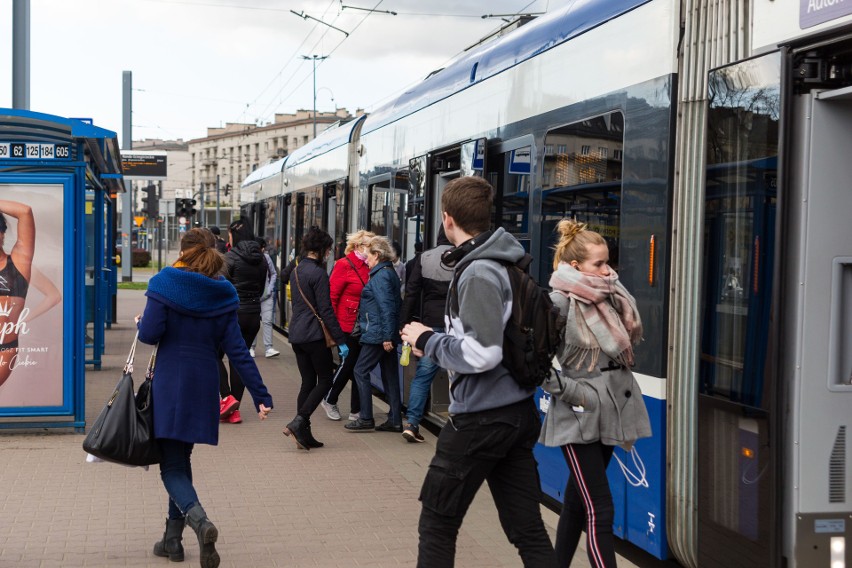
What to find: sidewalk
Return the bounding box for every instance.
[0,288,641,568]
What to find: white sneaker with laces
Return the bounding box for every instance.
[249,348,256,358]
[321,399,341,420]
[265,348,280,358]
[348,412,360,421]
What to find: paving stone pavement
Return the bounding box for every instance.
[0,288,640,568]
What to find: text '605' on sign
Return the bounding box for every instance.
[0,142,71,160]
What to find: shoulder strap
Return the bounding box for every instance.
[293,264,323,322]
[345,256,366,286]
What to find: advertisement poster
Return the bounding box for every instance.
[0,185,64,408]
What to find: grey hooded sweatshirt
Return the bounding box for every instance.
[419,227,533,414]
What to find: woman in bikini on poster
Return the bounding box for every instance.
[0,199,61,387]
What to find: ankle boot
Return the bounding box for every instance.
[282,415,312,450]
[153,517,185,561]
[304,421,324,448]
[185,505,219,568]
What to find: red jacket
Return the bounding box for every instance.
[329,251,370,333]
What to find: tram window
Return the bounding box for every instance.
[290,187,323,258]
[368,178,391,236]
[539,112,625,285]
[331,181,347,259]
[407,157,427,250]
[701,54,780,409]
[493,146,531,250]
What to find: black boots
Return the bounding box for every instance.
[283,415,313,450]
[185,505,219,568]
[303,421,324,448]
[153,517,185,561]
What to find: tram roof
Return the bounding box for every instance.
[0,108,124,192]
[363,0,651,135]
[242,156,286,189]
[285,114,366,168]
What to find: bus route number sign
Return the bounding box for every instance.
[0,142,71,160]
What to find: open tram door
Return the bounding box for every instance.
[779,42,852,567]
[698,52,781,568]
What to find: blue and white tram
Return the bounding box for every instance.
[241,0,852,565]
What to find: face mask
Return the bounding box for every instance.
[354,250,367,261]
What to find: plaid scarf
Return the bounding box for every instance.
[549,263,643,371]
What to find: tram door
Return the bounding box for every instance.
[780,69,852,566]
[698,53,780,568]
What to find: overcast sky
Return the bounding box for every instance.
[1,0,574,143]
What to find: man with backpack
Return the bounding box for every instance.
[400,176,557,568]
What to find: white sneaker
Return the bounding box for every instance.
[249,348,256,358]
[265,348,280,358]
[348,412,360,421]
[321,400,341,421]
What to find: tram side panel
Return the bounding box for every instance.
[783,88,852,567]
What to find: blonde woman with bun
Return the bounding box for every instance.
[539,219,651,568]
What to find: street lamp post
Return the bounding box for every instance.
[301,54,328,138]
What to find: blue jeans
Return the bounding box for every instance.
[406,328,443,428]
[354,343,402,425]
[159,438,200,520]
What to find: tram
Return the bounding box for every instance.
[240,0,852,565]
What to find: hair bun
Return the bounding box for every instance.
[556,219,587,242]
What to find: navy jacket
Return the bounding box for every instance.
[357,261,402,345]
[288,257,345,345]
[138,267,273,446]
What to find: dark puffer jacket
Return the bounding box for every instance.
[224,240,267,313]
[400,234,453,328]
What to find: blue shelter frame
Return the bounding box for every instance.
[0,109,123,431]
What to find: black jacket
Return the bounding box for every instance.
[224,240,267,313]
[400,240,453,328]
[288,257,345,345]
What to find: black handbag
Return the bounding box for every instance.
[83,334,161,466]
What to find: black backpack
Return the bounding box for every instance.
[450,254,566,389]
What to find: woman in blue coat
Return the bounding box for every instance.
[345,236,403,432]
[136,228,273,568]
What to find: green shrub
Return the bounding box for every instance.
[132,248,151,267]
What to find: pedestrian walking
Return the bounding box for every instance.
[283,226,349,450]
[345,236,403,433]
[540,219,651,568]
[321,230,375,421]
[399,226,453,443]
[251,237,280,358]
[209,225,227,254]
[401,176,557,568]
[219,219,267,424]
[136,228,273,568]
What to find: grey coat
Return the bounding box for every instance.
[538,291,652,449]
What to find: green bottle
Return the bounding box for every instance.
[400,342,411,366]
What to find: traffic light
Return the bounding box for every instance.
[141,185,158,219]
[176,198,198,221]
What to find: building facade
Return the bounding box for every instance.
[187,108,355,229]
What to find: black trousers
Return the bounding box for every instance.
[417,398,556,568]
[219,309,260,401]
[557,442,616,568]
[291,338,336,420]
[324,332,362,413]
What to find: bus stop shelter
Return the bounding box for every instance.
[0,109,123,431]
